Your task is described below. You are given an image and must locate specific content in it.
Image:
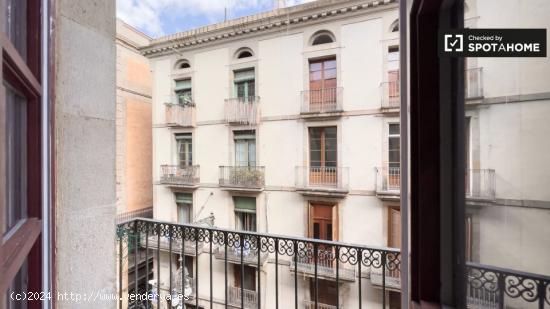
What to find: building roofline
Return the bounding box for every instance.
[117,18,153,41]
[141,0,398,58]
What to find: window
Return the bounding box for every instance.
[388,207,401,248]
[176,193,192,224]
[1,0,43,303]
[308,58,337,110]
[179,61,191,69]
[309,127,337,168]
[234,197,256,232]
[390,19,399,32]
[234,131,256,167]
[175,79,193,106]
[237,51,253,59]
[309,204,334,241]
[235,48,254,59]
[5,87,28,232]
[388,123,400,169]
[234,265,256,291]
[5,0,28,60]
[311,31,335,45]
[176,133,192,167]
[387,46,400,102]
[234,69,255,99]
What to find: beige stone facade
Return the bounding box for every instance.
[116,19,153,214]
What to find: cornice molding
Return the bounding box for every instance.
[141,0,398,58]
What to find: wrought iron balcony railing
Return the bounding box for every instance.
[466,262,550,309]
[375,166,401,195]
[225,96,261,125]
[228,286,258,309]
[376,167,496,201]
[289,248,356,282]
[117,219,401,309]
[159,165,200,187]
[370,263,401,291]
[214,244,269,266]
[301,87,343,114]
[116,207,153,224]
[117,219,549,309]
[466,169,496,201]
[466,67,483,99]
[219,166,265,190]
[304,300,341,309]
[164,102,196,127]
[380,81,400,109]
[139,234,204,256]
[295,166,349,195]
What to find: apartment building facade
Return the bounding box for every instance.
[143,0,400,308]
[116,19,154,221]
[137,0,550,308]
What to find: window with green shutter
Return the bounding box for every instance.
[175,79,192,106]
[233,69,255,99]
[234,197,256,231]
[176,193,192,224]
[176,133,192,167]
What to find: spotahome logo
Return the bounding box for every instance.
[439,29,546,57]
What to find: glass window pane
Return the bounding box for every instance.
[4,87,27,234]
[5,0,27,61]
[389,123,400,135]
[462,3,550,307]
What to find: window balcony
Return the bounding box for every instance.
[138,234,204,256]
[219,166,265,192]
[466,67,483,100]
[289,248,356,282]
[303,300,341,309]
[225,97,261,125]
[295,166,349,197]
[375,166,401,200]
[164,102,196,127]
[466,169,495,201]
[159,165,200,189]
[380,81,400,110]
[301,87,343,117]
[228,286,258,309]
[376,167,495,202]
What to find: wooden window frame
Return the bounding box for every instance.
[1,0,44,306]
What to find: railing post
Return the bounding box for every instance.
[294,241,298,309]
[210,230,213,309]
[145,224,150,309]
[156,224,161,309]
[497,272,505,309]
[118,227,123,309]
[275,239,279,309]
[382,251,387,309]
[538,280,545,309]
[224,231,228,309]
[358,249,362,309]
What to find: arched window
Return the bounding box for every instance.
[311,30,335,45]
[235,48,254,59]
[175,59,191,70]
[390,19,399,32]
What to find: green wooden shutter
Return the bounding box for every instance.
[176,193,192,204]
[175,79,192,91]
[233,197,256,213]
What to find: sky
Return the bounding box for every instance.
[117,0,316,38]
